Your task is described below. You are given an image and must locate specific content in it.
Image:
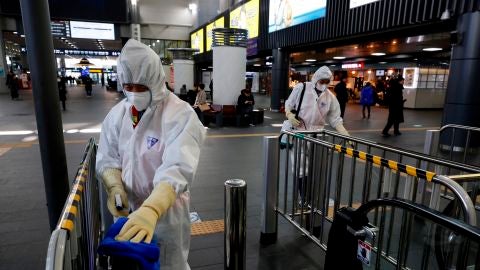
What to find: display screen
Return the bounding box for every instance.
[269,0,327,33]
[70,21,115,40]
[350,0,380,9]
[0,0,128,23]
[230,0,259,38]
[51,21,71,37]
[206,17,225,51]
[190,29,204,54]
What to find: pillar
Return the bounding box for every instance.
[212,28,247,105]
[442,11,480,146]
[168,48,197,94]
[271,48,289,111]
[0,31,9,93]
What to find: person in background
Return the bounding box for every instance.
[194,83,207,108]
[101,74,105,87]
[237,88,255,126]
[58,76,67,111]
[360,82,375,119]
[84,75,93,97]
[96,39,206,270]
[285,66,351,213]
[180,84,187,95]
[6,70,19,100]
[382,74,405,137]
[334,75,349,118]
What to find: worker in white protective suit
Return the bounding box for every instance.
[96,39,206,270]
[285,66,350,208]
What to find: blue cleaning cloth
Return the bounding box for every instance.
[98,217,160,270]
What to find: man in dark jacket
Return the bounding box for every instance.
[334,76,348,118]
[237,89,255,126]
[382,75,405,137]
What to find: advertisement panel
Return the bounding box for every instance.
[230,0,259,38]
[268,0,327,33]
[350,0,380,9]
[190,28,204,54]
[206,17,225,51]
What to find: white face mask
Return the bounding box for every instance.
[125,91,151,111]
[316,83,328,92]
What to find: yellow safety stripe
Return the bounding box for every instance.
[333,144,436,182]
[59,167,88,231]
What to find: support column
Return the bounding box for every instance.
[19,0,70,231]
[168,48,198,94]
[0,31,9,93]
[271,48,289,111]
[130,0,141,41]
[212,28,247,105]
[442,12,480,128]
[441,11,480,147]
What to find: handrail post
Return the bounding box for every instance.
[224,179,247,270]
[260,136,279,245]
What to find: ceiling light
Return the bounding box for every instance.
[423,47,442,51]
[157,40,160,42]
[371,52,386,56]
[305,59,316,62]
[330,64,336,67]
[13,31,18,34]
[392,40,397,44]
[354,46,358,49]
[253,64,261,66]
[188,3,198,13]
[333,56,346,60]
[379,61,387,64]
[20,34,25,38]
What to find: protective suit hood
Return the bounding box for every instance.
[117,39,167,105]
[311,65,332,86]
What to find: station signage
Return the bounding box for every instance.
[342,63,363,69]
[51,21,71,37]
[70,21,115,40]
[21,47,120,56]
[269,0,327,33]
[350,0,380,9]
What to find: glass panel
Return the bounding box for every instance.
[427,81,436,88]
[418,81,427,88]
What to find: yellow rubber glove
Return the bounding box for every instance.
[116,182,176,243]
[286,110,301,127]
[335,124,355,148]
[101,168,129,217]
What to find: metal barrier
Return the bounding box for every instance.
[261,130,478,268]
[325,198,480,270]
[425,124,480,167]
[45,138,101,270]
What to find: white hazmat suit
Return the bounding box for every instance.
[96,39,206,270]
[285,66,350,177]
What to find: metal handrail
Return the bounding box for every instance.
[440,124,480,132]
[357,197,480,241]
[45,138,100,270]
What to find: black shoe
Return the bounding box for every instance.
[382,133,390,137]
[394,132,402,136]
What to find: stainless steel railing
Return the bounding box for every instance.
[45,138,101,270]
[261,130,478,269]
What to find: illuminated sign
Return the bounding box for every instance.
[230,0,259,38]
[269,0,327,33]
[342,63,363,69]
[190,28,204,54]
[206,17,225,51]
[350,0,380,9]
[403,67,419,88]
[70,21,115,40]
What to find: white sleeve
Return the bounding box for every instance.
[285,83,303,111]
[152,110,206,194]
[96,107,123,175]
[327,93,344,128]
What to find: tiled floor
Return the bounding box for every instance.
[0,85,444,269]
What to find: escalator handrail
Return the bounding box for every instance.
[356,198,480,242]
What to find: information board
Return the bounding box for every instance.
[191,28,204,54]
[269,0,327,33]
[206,17,225,51]
[70,21,115,40]
[230,0,259,38]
